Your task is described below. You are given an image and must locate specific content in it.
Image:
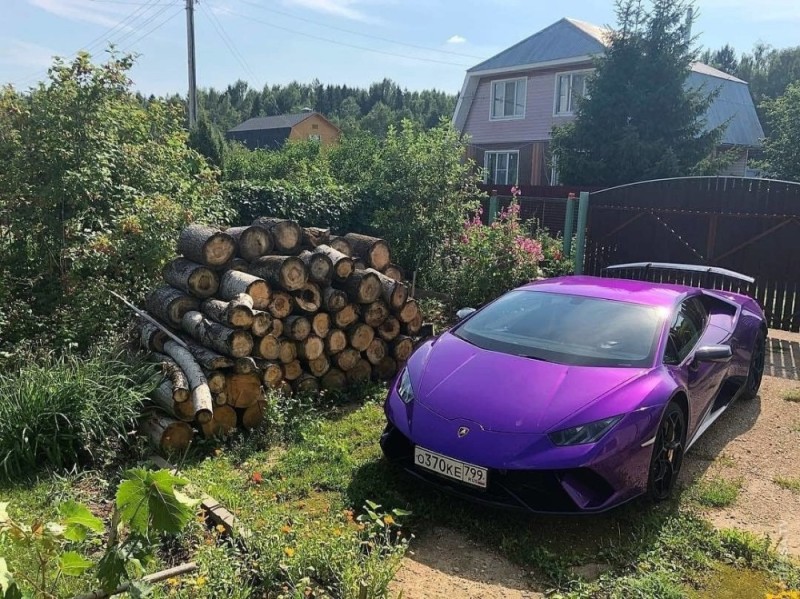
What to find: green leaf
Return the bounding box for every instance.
[60,501,104,542]
[116,469,192,537]
[58,551,94,576]
[128,579,153,598]
[97,548,127,591]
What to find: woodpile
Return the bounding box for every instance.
[137,219,423,451]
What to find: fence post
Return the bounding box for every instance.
[488,190,499,225]
[574,191,590,275]
[563,192,576,257]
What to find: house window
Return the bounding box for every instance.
[308,133,321,142]
[484,151,519,185]
[549,154,560,186]
[555,71,590,115]
[491,78,526,120]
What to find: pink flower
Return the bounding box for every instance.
[514,236,544,262]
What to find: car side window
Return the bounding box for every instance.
[663,298,707,365]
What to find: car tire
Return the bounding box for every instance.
[741,329,766,401]
[647,401,687,502]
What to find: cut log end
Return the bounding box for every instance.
[325,329,347,354]
[321,368,346,390]
[282,359,303,381]
[346,359,372,385]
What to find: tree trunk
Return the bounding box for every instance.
[139,321,167,352]
[202,369,226,394]
[346,359,372,385]
[382,264,404,283]
[150,380,193,421]
[261,362,283,388]
[162,258,219,299]
[240,399,267,430]
[251,310,273,337]
[347,322,375,352]
[377,316,401,342]
[402,311,423,336]
[226,225,273,261]
[234,356,259,375]
[293,372,320,394]
[340,270,381,304]
[278,339,297,364]
[250,255,308,291]
[226,373,261,408]
[311,312,330,338]
[302,226,330,248]
[372,269,408,310]
[200,295,254,329]
[312,245,353,281]
[201,405,237,437]
[160,341,213,424]
[251,217,303,254]
[189,387,214,424]
[145,286,199,327]
[333,303,360,329]
[181,311,254,358]
[335,348,360,372]
[149,353,190,402]
[391,336,414,362]
[299,250,333,286]
[328,236,352,256]
[362,301,389,328]
[396,298,420,324]
[282,359,303,381]
[180,338,235,370]
[178,224,236,267]
[353,258,366,271]
[325,329,347,354]
[365,338,388,365]
[141,411,193,452]
[219,271,271,310]
[296,335,324,361]
[321,368,346,390]
[254,334,280,360]
[283,315,311,341]
[343,233,391,271]
[374,356,398,381]
[268,290,293,319]
[322,287,348,312]
[219,257,250,272]
[292,282,322,313]
[307,353,330,377]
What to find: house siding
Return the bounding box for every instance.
[288,114,341,145]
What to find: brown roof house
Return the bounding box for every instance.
[227,110,340,150]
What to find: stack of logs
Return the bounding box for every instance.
[138,218,421,452]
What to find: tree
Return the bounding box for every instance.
[700,44,738,74]
[188,114,226,167]
[759,82,800,182]
[551,0,724,186]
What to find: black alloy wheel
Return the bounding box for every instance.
[647,402,686,501]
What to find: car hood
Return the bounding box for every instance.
[413,333,649,434]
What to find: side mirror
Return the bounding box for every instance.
[455,307,477,321]
[694,344,733,363]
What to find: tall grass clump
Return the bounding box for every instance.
[0,348,156,479]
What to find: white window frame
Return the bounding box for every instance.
[489,77,527,121]
[484,150,520,185]
[553,69,592,117]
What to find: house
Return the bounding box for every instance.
[226,111,340,150]
[452,18,764,186]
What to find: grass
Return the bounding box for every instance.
[690,476,744,508]
[784,391,800,403]
[774,477,800,494]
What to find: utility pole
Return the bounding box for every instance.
[185,0,198,127]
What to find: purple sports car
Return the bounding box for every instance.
[381,264,767,513]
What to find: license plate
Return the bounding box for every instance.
[413,446,488,488]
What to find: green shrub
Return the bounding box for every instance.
[0,348,156,479]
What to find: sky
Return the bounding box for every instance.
[2,0,800,97]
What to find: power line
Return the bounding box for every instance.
[121,5,184,52]
[114,2,178,48]
[214,6,474,67]
[199,1,259,85]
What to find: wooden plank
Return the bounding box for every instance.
[764,280,777,328]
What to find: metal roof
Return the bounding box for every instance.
[228,112,315,133]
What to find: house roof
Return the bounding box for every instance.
[227,112,316,133]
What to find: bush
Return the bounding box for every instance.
[0,347,156,479]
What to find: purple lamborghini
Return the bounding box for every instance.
[381,264,767,513]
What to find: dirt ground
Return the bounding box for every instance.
[390,330,800,598]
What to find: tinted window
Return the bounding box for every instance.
[664,298,707,365]
[453,290,664,367]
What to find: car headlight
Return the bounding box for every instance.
[397,367,415,404]
[548,416,622,446]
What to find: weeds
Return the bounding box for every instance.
[784,391,800,403]
[690,476,743,507]
[774,477,800,494]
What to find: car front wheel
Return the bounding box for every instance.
[647,401,686,502]
[742,329,766,400]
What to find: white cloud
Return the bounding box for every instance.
[282,0,371,22]
[447,35,467,44]
[0,39,59,69]
[27,0,130,28]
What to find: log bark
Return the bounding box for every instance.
[292,282,322,314]
[233,356,259,375]
[321,368,346,390]
[374,356,398,381]
[302,226,330,248]
[377,316,401,342]
[283,315,311,341]
[347,322,375,352]
[141,411,193,452]
[341,270,381,304]
[181,311,254,358]
[312,245,353,281]
[343,233,391,271]
[219,271,271,310]
[189,387,213,424]
[333,304,360,329]
[226,373,261,408]
[150,380,193,421]
[365,338,387,365]
[307,353,330,378]
[372,269,408,310]
[149,353,190,402]
[145,286,199,327]
[162,258,219,299]
[219,257,250,272]
[311,312,330,338]
[251,310,273,337]
[202,369,226,394]
[261,362,283,388]
[225,225,273,261]
[293,372,320,394]
[322,287,348,312]
[346,359,372,385]
[278,339,297,364]
[325,329,347,354]
[402,311,423,336]
[240,399,267,430]
[139,321,167,352]
[396,298,420,324]
[162,339,212,405]
[178,224,236,267]
[296,335,324,361]
[180,339,235,370]
[254,334,280,360]
[353,258,366,271]
[282,359,303,381]
[335,348,360,372]
[382,264,404,283]
[268,291,293,319]
[298,250,333,286]
[328,236,352,256]
[250,255,308,291]
[200,295,254,329]
[251,217,303,254]
[362,301,390,328]
[391,336,414,362]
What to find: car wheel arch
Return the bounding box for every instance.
[667,390,689,431]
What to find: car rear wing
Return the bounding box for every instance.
[603,262,755,292]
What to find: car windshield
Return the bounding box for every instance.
[453,290,664,367]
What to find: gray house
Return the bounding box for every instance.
[452,18,764,186]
